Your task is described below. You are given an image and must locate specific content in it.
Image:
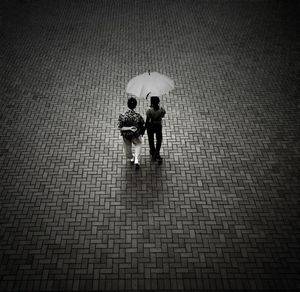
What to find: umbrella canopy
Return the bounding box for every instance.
[126,71,174,98]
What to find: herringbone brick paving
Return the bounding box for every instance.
[0,0,299,291]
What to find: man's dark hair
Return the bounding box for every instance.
[150,96,160,110]
[128,97,137,110]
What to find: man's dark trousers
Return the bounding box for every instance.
[147,123,162,157]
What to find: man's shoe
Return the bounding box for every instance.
[156,155,162,164]
[150,150,156,160]
[135,163,140,170]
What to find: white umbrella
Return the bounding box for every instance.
[126,71,175,98]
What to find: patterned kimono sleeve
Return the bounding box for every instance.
[118,114,124,129]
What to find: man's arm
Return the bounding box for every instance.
[161,107,166,118]
[138,115,146,135]
[145,109,151,129]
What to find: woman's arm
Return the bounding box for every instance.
[120,126,137,132]
[118,114,137,132]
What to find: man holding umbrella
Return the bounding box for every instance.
[118,97,145,170]
[124,71,174,166]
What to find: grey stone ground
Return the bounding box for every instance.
[0,0,299,291]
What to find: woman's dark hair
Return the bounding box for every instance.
[150,96,160,110]
[127,97,137,110]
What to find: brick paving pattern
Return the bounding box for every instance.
[0,0,299,291]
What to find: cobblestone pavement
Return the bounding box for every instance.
[0,0,299,291]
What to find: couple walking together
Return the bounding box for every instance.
[118,96,166,170]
